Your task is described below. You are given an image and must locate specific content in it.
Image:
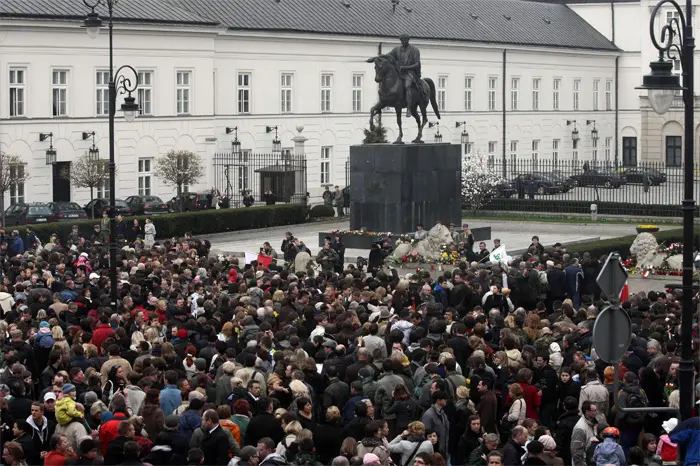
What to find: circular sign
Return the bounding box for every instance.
[592,306,632,363]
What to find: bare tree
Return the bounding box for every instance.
[70,154,111,218]
[0,152,31,226]
[154,150,205,211]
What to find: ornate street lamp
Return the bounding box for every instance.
[566,120,579,142]
[82,0,140,307]
[429,122,442,143]
[226,126,241,154]
[455,121,469,145]
[638,0,696,422]
[40,132,57,165]
[82,131,100,162]
[586,120,599,142]
[266,125,281,152]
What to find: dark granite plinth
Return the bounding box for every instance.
[349,143,462,234]
[318,233,375,249]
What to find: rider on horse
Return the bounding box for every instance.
[388,34,426,111]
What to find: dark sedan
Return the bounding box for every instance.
[84,198,133,218]
[48,202,88,222]
[621,167,667,185]
[512,173,565,194]
[4,203,57,225]
[533,172,576,192]
[496,181,517,198]
[125,195,169,215]
[167,192,213,212]
[570,169,625,188]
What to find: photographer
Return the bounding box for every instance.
[260,242,278,259]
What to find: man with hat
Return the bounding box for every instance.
[230,445,259,466]
[163,414,190,458]
[65,437,103,465]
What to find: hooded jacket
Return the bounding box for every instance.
[26,414,50,447]
[548,343,563,373]
[0,291,15,315]
[593,438,625,466]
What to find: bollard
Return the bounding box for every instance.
[590,203,598,221]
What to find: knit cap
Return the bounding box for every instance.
[62,384,76,395]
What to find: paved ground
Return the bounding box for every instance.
[204,219,673,261]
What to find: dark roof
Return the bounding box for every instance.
[0,0,217,26]
[526,0,638,3]
[164,0,618,51]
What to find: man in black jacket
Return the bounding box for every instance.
[534,352,560,428]
[502,425,528,466]
[244,397,283,447]
[200,410,233,466]
[104,420,135,466]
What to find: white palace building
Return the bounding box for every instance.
[0,0,698,204]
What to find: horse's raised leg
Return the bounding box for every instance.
[393,107,404,144]
[411,105,423,143]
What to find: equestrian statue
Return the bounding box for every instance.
[366,34,441,144]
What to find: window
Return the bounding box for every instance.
[96,70,109,116]
[488,77,498,111]
[510,77,519,111]
[488,141,497,168]
[622,137,637,166]
[138,158,152,196]
[176,70,191,115]
[96,179,110,198]
[531,140,540,170]
[464,141,474,155]
[593,80,600,111]
[50,69,69,117]
[605,137,612,167]
[572,139,579,163]
[464,76,473,111]
[321,146,332,185]
[665,136,682,167]
[281,73,293,114]
[321,73,333,112]
[532,78,540,111]
[552,139,560,166]
[237,72,251,114]
[553,78,561,110]
[9,68,26,117]
[509,141,518,167]
[352,74,363,113]
[592,137,598,165]
[437,76,447,111]
[573,79,581,110]
[9,164,25,204]
[605,80,613,111]
[137,71,153,116]
[238,151,250,191]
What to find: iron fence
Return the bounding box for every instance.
[482,158,700,217]
[213,152,307,207]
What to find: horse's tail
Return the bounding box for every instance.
[425,78,441,120]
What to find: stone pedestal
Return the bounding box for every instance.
[349,143,461,234]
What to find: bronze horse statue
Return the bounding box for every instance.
[366,54,441,144]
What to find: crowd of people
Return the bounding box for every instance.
[0,225,698,466]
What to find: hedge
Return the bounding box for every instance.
[309,204,336,219]
[565,228,699,258]
[4,204,306,242]
[481,198,700,217]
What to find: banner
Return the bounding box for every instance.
[489,245,511,265]
[244,252,258,265]
[257,254,273,268]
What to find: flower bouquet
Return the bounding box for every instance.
[636,224,659,234]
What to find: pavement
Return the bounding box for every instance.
[204,218,673,261]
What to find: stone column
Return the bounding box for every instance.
[292,125,307,203]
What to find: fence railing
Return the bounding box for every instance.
[213,152,308,207]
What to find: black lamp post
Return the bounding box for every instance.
[226,126,241,154]
[429,122,442,143]
[637,0,696,421]
[266,126,281,153]
[566,120,580,143]
[40,133,57,166]
[82,0,140,308]
[455,121,469,147]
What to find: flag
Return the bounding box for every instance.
[257,254,273,268]
[244,252,258,265]
[489,245,511,265]
[619,280,629,301]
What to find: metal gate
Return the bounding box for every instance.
[213,152,308,207]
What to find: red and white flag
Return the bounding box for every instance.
[619,280,629,301]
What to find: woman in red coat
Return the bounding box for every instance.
[505,368,541,421]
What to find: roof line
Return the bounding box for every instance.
[0,12,219,26]
[225,27,620,52]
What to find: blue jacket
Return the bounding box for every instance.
[159,384,181,416]
[564,265,584,297]
[670,416,700,466]
[8,236,24,256]
[342,395,365,426]
[178,408,202,442]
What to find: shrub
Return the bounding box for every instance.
[309,204,336,219]
[4,204,306,243]
[481,198,699,217]
[565,228,698,258]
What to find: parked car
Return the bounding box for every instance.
[621,167,667,185]
[84,198,133,218]
[496,181,517,198]
[533,172,576,192]
[167,192,213,212]
[125,195,169,215]
[48,202,89,222]
[511,173,565,194]
[569,169,626,188]
[4,203,57,225]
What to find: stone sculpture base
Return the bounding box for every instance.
[349,143,461,234]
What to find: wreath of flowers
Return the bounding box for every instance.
[330,229,393,237]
